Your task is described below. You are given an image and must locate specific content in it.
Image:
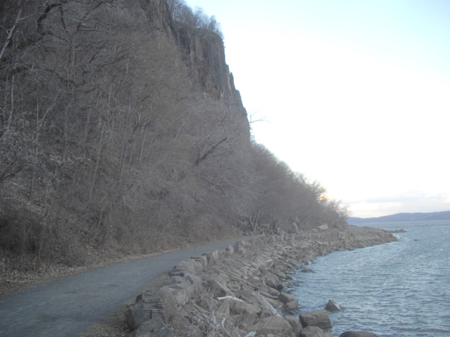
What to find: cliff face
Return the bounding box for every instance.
[140,0,172,31]
[174,26,236,101]
[140,0,246,115]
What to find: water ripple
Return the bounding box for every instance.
[291,220,450,337]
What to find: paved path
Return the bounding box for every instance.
[0,238,247,337]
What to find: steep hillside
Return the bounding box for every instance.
[0,0,349,270]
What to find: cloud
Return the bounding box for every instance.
[349,194,450,218]
[360,192,447,204]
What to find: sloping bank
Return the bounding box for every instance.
[124,227,396,337]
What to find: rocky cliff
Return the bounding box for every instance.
[140,0,246,110]
[0,0,350,270]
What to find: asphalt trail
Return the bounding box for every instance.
[0,238,246,337]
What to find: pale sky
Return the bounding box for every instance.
[186,0,450,218]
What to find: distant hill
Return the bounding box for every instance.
[348,210,450,224]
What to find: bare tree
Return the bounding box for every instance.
[167,0,223,37]
[0,0,350,266]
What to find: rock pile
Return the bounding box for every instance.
[125,228,395,336]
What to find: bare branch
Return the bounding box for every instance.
[249,111,267,124]
[0,9,22,61]
[194,137,227,166]
[196,174,227,195]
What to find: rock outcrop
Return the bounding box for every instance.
[125,227,396,336]
[299,310,333,330]
[140,0,247,110]
[325,299,342,312]
[301,326,333,337]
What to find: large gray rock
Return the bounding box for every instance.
[299,310,333,329]
[278,292,296,304]
[125,290,164,330]
[325,299,341,312]
[160,286,188,306]
[166,278,195,299]
[252,291,279,316]
[264,296,284,309]
[208,279,234,298]
[239,291,261,307]
[229,298,262,315]
[168,261,197,277]
[234,240,248,254]
[259,309,275,320]
[125,302,151,331]
[235,310,259,330]
[164,273,202,299]
[216,298,231,316]
[131,317,174,337]
[163,276,185,286]
[171,260,202,275]
[284,315,302,336]
[257,289,277,301]
[284,299,299,311]
[183,273,203,294]
[275,281,288,290]
[225,245,234,255]
[191,255,207,269]
[339,332,379,337]
[300,326,333,337]
[204,250,219,267]
[252,316,293,336]
[264,275,277,289]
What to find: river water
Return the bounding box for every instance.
[290,220,450,337]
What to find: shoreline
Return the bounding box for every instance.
[125,227,397,337]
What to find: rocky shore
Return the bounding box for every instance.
[124,227,397,337]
